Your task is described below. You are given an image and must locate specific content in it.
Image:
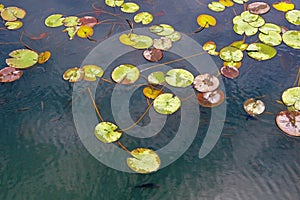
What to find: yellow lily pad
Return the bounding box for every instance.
[219,0,234,7]
[121,2,140,13]
[5,20,23,30]
[105,0,124,7]
[1,6,26,22]
[94,122,122,143]
[143,87,162,99]
[134,12,153,25]
[197,14,217,28]
[38,51,51,64]
[77,25,94,38]
[273,1,294,12]
[119,33,137,46]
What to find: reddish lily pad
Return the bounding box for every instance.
[276,110,300,137]
[243,98,265,116]
[143,48,163,62]
[0,67,23,83]
[197,90,225,108]
[63,67,84,82]
[78,16,98,27]
[221,66,239,79]
[193,74,219,92]
[153,37,172,50]
[247,2,270,15]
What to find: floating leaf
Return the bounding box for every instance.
[105,0,124,7]
[165,69,194,88]
[248,16,265,28]
[197,14,216,28]
[121,2,140,13]
[0,67,23,83]
[153,37,172,50]
[221,66,239,79]
[94,122,122,143]
[219,46,243,62]
[193,74,219,92]
[0,4,4,12]
[44,14,64,27]
[148,71,165,85]
[258,31,282,46]
[259,23,281,34]
[219,0,234,7]
[165,31,181,42]
[246,43,277,60]
[63,67,84,82]
[143,87,162,99]
[143,48,163,62]
[233,20,258,36]
[272,1,294,12]
[38,51,51,64]
[276,110,300,137]
[230,40,249,51]
[153,93,181,114]
[6,49,38,69]
[203,41,219,55]
[241,11,259,23]
[134,12,153,25]
[155,24,175,36]
[282,87,300,110]
[197,90,225,108]
[63,26,79,40]
[5,20,23,30]
[223,61,242,69]
[78,16,98,27]
[77,25,94,38]
[208,2,225,12]
[149,25,164,33]
[1,6,26,21]
[233,0,249,4]
[130,35,153,49]
[111,64,139,84]
[119,33,137,46]
[127,148,161,174]
[243,98,265,116]
[282,30,300,49]
[82,64,104,81]
[62,16,79,27]
[247,2,270,15]
[285,10,300,25]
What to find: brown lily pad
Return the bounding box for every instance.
[247,2,270,15]
[0,67,23,83]
[221,66,239,79]
[193,73,219,92]
[197,90,225,108]
[78,16,98,27]
[143,48,163,62]
[243,98,265,116]
[276,110,300,137]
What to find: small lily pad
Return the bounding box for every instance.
[0,4,4,12]
[63,67,84,82]
[203,41,219,56]
[62,16,79,27]
[119,33,137,46]
[273,1,294,12]
[282,30,300,49]
[134,12,153,25]
[230,40,249,51]
[233,20,258,36]
[143,48,163,62]
[197,14,217,28]
[78,16,98,27]
[165,31,181,42]
[111,64,139,84]
[143,87,162,99]
[197,90,225,108]
[193,74,219,92]
[223,61,242,69]
[155,24,175,36]
[246,43,277,60]
[77,25,94,38]
[243,98,265,116]
[94,122,122,143]
[276,110,300,137]
[153,93,181,114]
[153,37,172,50]
[82,64,104,81]
[105,0,124,7]
[121,2,140,13]
[208,2,225,12]
[165,69,194,88]
[149,25,164,33]
[258,31,282,46]
[6,49,38,69]
[38,51,51,64]
[1,6,26,22]
[127,148,161,174]
[233,0,249,4]
[0,67,23,83]
[282,87,300,110]
[63,26,79,40]
[219,46,244,62]
[285,10,300,25]
[219,0,234,7]
[5,20,23,30]
[148,71,165,85]
[45,14,64,27]
[221,66,239,79]
[247,2,270,15]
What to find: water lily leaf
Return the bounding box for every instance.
[119,33,137,46]
[219,0,234,7]
[248,16,265,28]
[285,10,300,25]
[121,2,140,13]
[127,148,161,174]
[63,67,84,82]
[282,30,300,49]
[0,4,4,12]
[230,40,248,51]
[82,64,104,81]
[143,87,162,99]
[246,43,277,60]
[149,25,164,33]
[165,69,194,88]
[63,26,79,40]
[155,24,175,36]
[94,122,122,143]
[276,110,300,137]
[153,37,172,50]
[38,51,51,64]
[143,48,163,62]
[0,67,23,83]
[45,14,64,27]
[259,23,281,34]
[134,12,153,25]
[193,74,219,92]
[247,2,270,15]
[203,41,219,56]
[233,0,249,4]
[197,14,216,28]
[153,93,181,114]
[165,31,181,42]
[1,6,26,21]
[6,49,38,69]
[221,65,239,79]
[208,2,225,12]
[105,0,124,7]
[198,90,225,108]
[243,98,265,116]
[5,20,23,30]
[258,31,282,46]
[223,61,242,69]
[282,87,300,110]
[62,16,79,27]
[233,21,258,36]
[241,11,259,23]
[111,64,139,84]
[273,1,294,12]
[148,71,165,85]
[131,35,153,49]
[77,25,94,38]
[78,16,98,27]
[219,46,243,62]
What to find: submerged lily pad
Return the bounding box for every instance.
[0,67,23,83]
[1,6,26,21]
[282,30,300,49]
[45,14,64,27]
[197,90,225,108]
[38,51,51,64]
[111,64,139,84]
[143,87,162,99]
[258,31,282,46]
[153,37,172,50]
[221,66,239,79]
[165,69,194,88]
[193,74,219,92]
[6,49,38,69]
[77,25,94,38]
[208,2,225,12]
[276,110,300,137]
[143,48,163,62]
[285,10,300,25]
[63,67,84,82]
[134,12,153,25]
[243,98,265,116]
[5,20,23,30]
[197,14,216,28]
[247,2,270,15]
[219,46,243,62]
[82,64,104,81]
[246,43,277,60]
[153,93,181,114]
[148,71,165,85]
[105,0,124,7]
[94,122,122,143]
[127,148,161,174]
[282,87,300,110]
[121,2,140,13]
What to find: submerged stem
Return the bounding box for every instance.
[87,87,104,122]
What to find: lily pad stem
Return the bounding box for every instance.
[293,67,300,86]
[87,87,104,122]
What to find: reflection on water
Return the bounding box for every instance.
[1,0,300,199]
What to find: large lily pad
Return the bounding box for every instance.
[219,46,243,62]
[63,67,84,82]
[111,64,139,84]
[82,65,104,81]
[119,33,137,46]
[44,14,64,27]
[94,122,122,143]
[246,43,277,60]
[282,87,300,110]
[282,30,300,49]
[0,67,23,83]
[165,69,194,88]
[153,93,181,114]
[258,31,282,46]
[243,98,265,116]
[193,74,219,92]
[285,10,300,25]
[127,148,161,174]
[147,71,165,85]
[134,12,153,25]
[276,110,300,137]
[120,2,140,13]
[1,6,26,21]
[259,23,281,34]
[6,49,38,69]
[197,90,225,108]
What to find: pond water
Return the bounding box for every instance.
[1,0,300,199]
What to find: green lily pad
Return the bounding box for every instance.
[259,23,281,34]
[153,37,172,50]
[208,1,225,12]
[230,40,248,51]
[153,93,181,114]
[165,31,181,42]
[134,12,153,25]
[5,20,23,30]
[62,16,79,27]
[105,0,124,7]
[1,6,26,22]
[282,87,300,110]
[63,67,84,82]
[119,33,137,46]
[0,4,4,12]
[94,122,122,143]
[45,14,65,27]
[233,21,258,36]
[6,49,38,69]
[63,26,79,40]
[130,35,153,49]
[165,69,194,88]
[282,30,300,49]
[285,10,300,25]
[121,2,140,13]
[258,31,282,46]
[233,0,249,5]
[219,46,244,62]
[111,64,139,84]
[148,71,165,85]
[82,65,104,81]
[246,43,277,60]
[156,24,175,36]
[241,11,259,23]
[248,16,265,28]
[127,148,161,174]
[149,25,164,33]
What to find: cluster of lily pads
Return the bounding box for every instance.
[0,4,26,30]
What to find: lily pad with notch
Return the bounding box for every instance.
[197,90,225,108]
[1,6,26,22]
[219,46,244,62]
[5,20,23,30]
[83,65,104,81]
[153,93,181,115]
[221,65,239,79]
[282,30,300,49]
[165,69,194,88]
[147,71,165,85]
[243,98,265,116]
[0,67,23,83]
[6,49,38,69]
[281,87,300,110]
[134,12,153,25]
[63,67,84,82]
[111,64,140,84]
[246,43,277,60]
[143,87,162,99]
[276,110,300,137]
[193,73,219,92]
[94,122,122,143]
[121,2,140,13]
[44,14,65,27]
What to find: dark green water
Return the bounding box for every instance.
[1,0,300,199]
